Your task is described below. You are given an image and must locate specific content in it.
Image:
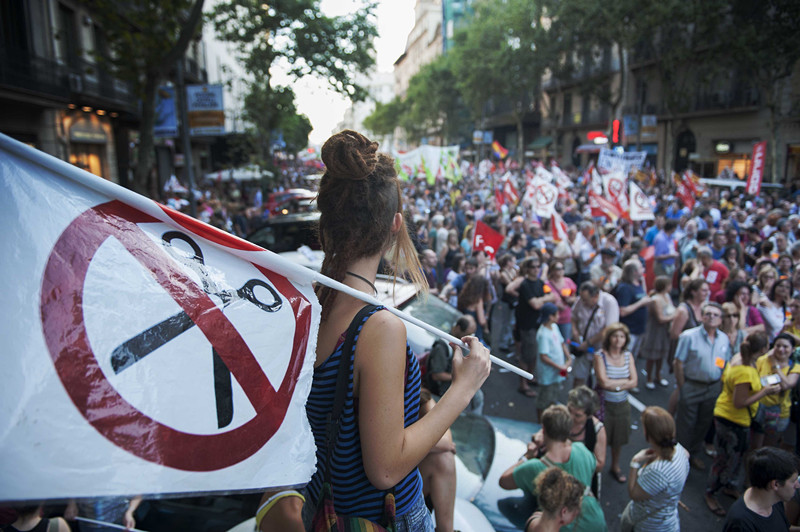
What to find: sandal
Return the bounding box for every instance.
[705,493,726,517]
[610,469,627,483]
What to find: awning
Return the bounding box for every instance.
[527,136,553,150]
[575,143,603,154]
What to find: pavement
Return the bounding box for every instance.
[482,353,730,531]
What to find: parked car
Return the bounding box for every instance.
[264,188,317,215]
[246,212,320,253]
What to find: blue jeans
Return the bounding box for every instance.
[395,493,435,532]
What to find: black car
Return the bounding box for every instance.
[246,212,320,253]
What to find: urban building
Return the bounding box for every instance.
[393,0,443,99]
[336,71,395,149]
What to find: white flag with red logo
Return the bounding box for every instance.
[629,182,655,221]
[473,220,505,260]
[0,132,321,500]
[524,179,558,218]
[603,171,630,220]
[589,190,622,221]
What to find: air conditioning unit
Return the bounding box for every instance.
[68,73,84,93]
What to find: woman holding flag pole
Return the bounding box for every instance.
[300,130,491,531]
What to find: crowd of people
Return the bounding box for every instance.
[9,129,800,532]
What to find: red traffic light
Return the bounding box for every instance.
[611,119,621,144]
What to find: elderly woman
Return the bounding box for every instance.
[567,386,607,498]
[594,323,638,483]
[623,407,690,532]
[500,405,608,532]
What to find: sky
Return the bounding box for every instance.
[292,0,415,145]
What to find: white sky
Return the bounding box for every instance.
[293,0,415,145]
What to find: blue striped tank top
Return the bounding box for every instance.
[306,306,423,520]
[601,350,631,403]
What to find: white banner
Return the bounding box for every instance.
[186,84,225,136]
[0,133,320,501]
[393,145,460,182]
[603,171,630,214]
[629,182,655,221]
[524,178,558,217]
[598,149,647,176]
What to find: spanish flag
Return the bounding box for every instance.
[492,140,508,160]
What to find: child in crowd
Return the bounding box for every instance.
[536,302,571,421]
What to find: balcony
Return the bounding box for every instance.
[0,45,70,101]
[694,85,760,112]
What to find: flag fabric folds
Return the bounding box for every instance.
[492,140,509,160]
[0,132,320,501]
[473,221,505,260]
[629,182,655,221]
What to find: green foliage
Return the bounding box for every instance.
[212,0,378,101]
[242,82,311,165]
[363,96,406,137]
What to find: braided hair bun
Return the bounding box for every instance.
[321,129,379,181]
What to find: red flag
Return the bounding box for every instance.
[674,172,696,211]
[494,183,505,212]
[589,190,621,221]
[746,141,767,196]
[473,220,504,260]
[551,212,568,242]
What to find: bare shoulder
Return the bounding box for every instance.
[360,308,406,340]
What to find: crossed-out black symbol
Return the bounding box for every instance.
[109,231,282,428]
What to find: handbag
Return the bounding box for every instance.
[571,305,600,357]
[312,304,397,532]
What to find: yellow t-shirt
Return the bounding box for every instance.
[755,354,800,417]
[714,364,762,426]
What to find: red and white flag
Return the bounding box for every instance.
[589,190,622,221]
[746,141,767,196]
[629,182,655,221]
[603,171,630,220]
[524,179,558,218]
[0,133,321,500]
[504,179,520,206]
[473,220,505,260]
[674,172,697,211]
[551,212,569,242]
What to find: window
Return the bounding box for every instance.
[56,3,79,67]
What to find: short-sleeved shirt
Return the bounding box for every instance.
[546,278,578,325]
[614,282,647,335]
[674,326,731,383]
[536,324,565,386]
[629,443,690,532]
[756,354,800,417]
[590,264,622,292]
[722,496,788,532]
[704,260,730,294]
[714,364,762,426]
[572,292,620,347]
[653,231,677,266]
[512,442,607,532]
[517,278,546,331]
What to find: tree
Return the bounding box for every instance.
[720,0,800,181]
[84,0,206,197]
[363,96,406,138]
[450,0,552,163]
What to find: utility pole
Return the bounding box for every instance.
[176,58,197,218]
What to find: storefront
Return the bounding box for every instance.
[713,139,757,180]
[66,113,111,179]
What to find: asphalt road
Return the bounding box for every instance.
[482,354,729,531]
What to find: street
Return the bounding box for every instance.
[482,357,728,531]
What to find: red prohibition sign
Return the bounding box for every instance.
[40,200,312,472]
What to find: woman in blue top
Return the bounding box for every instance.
[305,130,491,530]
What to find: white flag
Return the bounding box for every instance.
[629,182,655,221]
[0,133,320,501]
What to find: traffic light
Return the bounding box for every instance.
[611,119,621,145]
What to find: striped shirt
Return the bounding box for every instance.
[630,443,690,532]
[599,350,630,403]
[306,306,423,520]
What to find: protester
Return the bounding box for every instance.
[594,323,637,483]
[490,253,518,354]
[566,386,606,497]
[673,302,730,471]
[752,333,800,449]
[591,248,622,292]
[722,447,800,531]
[705,333,779,517]
[757,277,792,341]
[305,130,490,530]
[499,405,608,532]
[571,282,620,389]
[516,257,556,396]
[3,505,70,532]
[725,280,765,337]
[623,406,690,532]
[458,274,491,345]
[536,302,571,421]
[614,259,651,361]
[546,259,578,342]
[524,467,584,532]
[640,276,676,389]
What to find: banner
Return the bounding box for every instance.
[524,179,558,218]
[154,86,178,138]
[746,141,767,196]
[602,171,630,218]
[551,212,568,242]
[393,145,460,184]
[629,182,655,221]
[473,221,504,260]
[589,190,621,221]
[0,133,320,501]
[186,84,225,136]
[598,149,647,176]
